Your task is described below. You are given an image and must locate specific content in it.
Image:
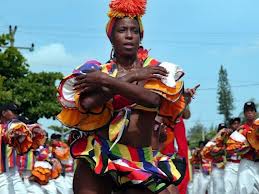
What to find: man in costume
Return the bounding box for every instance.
[227,101,258,194]
[189,141,212,194]
[159,108,191,194]
[0,103,27,194]
[224,117,241,194]
[208,123,226,194]
[30,133,60,194]
[50,133,71,194]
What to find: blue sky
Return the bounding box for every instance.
[1,0,259,133]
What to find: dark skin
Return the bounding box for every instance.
[73,17,197,194]
[0,109,16,123]
[230,120,241,131]
[73,17,168,194]
[244,107,256,126]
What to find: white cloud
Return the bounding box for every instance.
[24,43,86,74]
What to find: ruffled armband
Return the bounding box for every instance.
[57,60,113,132]
[6,120,33,155]
[143,61,186,126]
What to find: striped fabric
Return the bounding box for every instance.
[0,140,17,173]
[6,145,16,169]
[0,124,6,173]
[70,134,186,193]
[16,150,35,172]
[1,124,17,172]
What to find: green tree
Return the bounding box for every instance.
[48,125,71,140]
[206,124,217,140]
[49,125,70,134]
[12,72,63,122]
[217,65,234,122]
[0,37,63,122]
[187,122,207,148]
[0,33,10,47]
[0,76,12,102]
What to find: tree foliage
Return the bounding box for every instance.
[217,65,234,122]
[0,36,63,122]
[0,34,10,47]
[206,124,217,140]
[187,122,218,148]
[48,125,71,134]
[12,72,63,122]
[0,76,12,102]
[187,122,207,148]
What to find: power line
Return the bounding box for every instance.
[4,24,259,35]
[198,83,259,91]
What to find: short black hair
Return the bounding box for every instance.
[244,101,257,112]
[198,140,206,147]
[50,133,62,140]
[229,117,241,125]
[17,115,32,124]
[218,123,226,132]
[0,103,19,115]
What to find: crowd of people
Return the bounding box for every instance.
[0,103,74,194]
[0,101,258,194]
[188,102,259,194]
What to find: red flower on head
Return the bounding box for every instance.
[137,46,149,61]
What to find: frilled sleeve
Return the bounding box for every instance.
[5,121,33,155]
[226,126,251,156]
[57,99,113,132]
[57,61,114,132]
[143,60,186,126]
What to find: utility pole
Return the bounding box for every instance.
[0,25,34,51]
[202,129,205,141]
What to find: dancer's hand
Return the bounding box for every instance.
[74,71,109,93]
[184,84,200,103]
[131,66,168,81]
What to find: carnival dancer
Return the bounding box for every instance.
[16,122,48,194]
[30,134,62,194]
[189,141,211,194]
[0,103,27,194]
[159,107,193,194]
[50,133,71,194]
[202,123,232,194]
[56,0,191,193]
[224,117,241,194]
[17,149,44,194]
[227,102,259,194]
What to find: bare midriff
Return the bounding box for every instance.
[98,109,157,148]
[98,66,160,148]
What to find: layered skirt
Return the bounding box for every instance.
[70,133,186,193]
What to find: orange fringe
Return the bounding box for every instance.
[52,141,70,161]
[7,124,33,154]
[50,158,62,179]
[31,127,46,150]
[31,167,52,185]
[108,0,147,18]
